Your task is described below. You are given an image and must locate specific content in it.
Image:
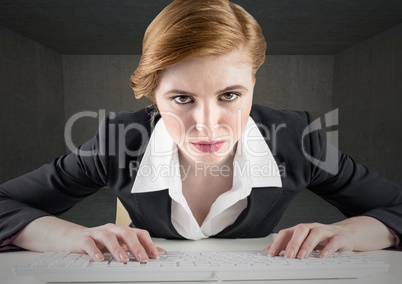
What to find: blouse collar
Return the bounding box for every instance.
[131,117,282,194]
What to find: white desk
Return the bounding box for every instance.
[1,235,401,284]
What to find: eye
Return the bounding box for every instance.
[219,92,240,102]
[173,95,193,104]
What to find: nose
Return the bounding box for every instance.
[193,102,219,134]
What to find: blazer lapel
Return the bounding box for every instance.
[132,189,184,239]
[214,186,284,238]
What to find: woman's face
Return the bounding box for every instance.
[154,50,255,165]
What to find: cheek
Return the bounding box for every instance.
[217,109,247,142]
[227,102,252,136]
[160,113,188,145]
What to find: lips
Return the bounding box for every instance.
[190,141,225,153]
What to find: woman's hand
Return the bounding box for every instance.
[13,217,165,263]
[264,222,355,259]
[264,216,396,259]
[69,223,165,263]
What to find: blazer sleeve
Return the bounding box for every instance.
[303,112,402,244]
[0,115,110,246]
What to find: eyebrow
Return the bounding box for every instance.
[163,85,248,97]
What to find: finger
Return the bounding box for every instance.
[136,229,160,259]
[297,226,333,259]
[121,244,129,251]
[265,229,293,256]
[157,247,167,254]
[102,225,150,262]
[81,236,105,262]
[92,229,130,263]
[320,235,347,258]
[115,230,150,262]
[284,224,311,259]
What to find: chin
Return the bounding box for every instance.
[190,151,235,167]
[193,155,223,164]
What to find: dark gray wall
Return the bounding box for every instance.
[0,26,65,184]
[334,23,402,185]
[255,55,334,120]
[62,55,149,147]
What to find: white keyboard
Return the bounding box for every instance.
[13,250,389,282]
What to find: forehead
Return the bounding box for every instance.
[157,51,253,88]
[170,50,250,71]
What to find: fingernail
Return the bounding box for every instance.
[158,247,167,254]
[285,249,295,259]
[137,253,148,262]
[94,253,103,262]
[297,249,307,259]
[119,253,129,262]
[267,246,275,257]
[321,250,329,258]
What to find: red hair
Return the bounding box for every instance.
[129,0,266,102]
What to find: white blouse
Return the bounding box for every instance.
[131,117,282,240]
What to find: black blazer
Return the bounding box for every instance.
[1,104,402,244]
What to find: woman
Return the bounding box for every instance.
[0,0,401,263]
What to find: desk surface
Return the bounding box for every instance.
[1,235,401,284]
